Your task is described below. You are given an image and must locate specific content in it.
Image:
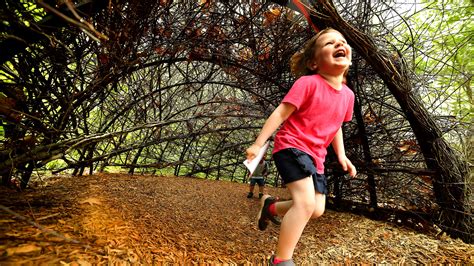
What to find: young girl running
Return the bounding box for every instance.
[246,28,357,265]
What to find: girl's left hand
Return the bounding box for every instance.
[338,155,357,177]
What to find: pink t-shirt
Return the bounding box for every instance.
[273,74,354,173]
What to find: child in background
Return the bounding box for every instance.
[246,28,357,265]
[247,156,268,199]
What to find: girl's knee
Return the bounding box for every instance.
[294,199,317,218]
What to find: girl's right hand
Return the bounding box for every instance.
[246,143,261,162]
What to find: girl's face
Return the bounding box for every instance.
[310,31,352,75]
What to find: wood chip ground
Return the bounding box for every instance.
[1,173,472,265]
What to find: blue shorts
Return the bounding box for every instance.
[250,178,265,186]
[273,148,327,195]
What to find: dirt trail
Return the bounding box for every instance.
[1,173,472,264]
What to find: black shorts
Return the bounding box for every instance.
[273,148,327,195]
[250,178,265,186]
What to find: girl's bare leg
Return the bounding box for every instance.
[273,177,325,260]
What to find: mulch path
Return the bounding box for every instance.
[0,173,472,265]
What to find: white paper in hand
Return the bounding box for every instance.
[243,141,270,176]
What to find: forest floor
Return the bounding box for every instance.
[0,173,472,265]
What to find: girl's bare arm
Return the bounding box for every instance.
[246,103,296,161]
[331,127,356,177]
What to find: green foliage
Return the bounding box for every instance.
[45,159,67,170]
[12,1,46,27]
[409,0,472,123]
[0,125,4,140]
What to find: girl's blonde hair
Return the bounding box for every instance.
[290,28,341,78]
